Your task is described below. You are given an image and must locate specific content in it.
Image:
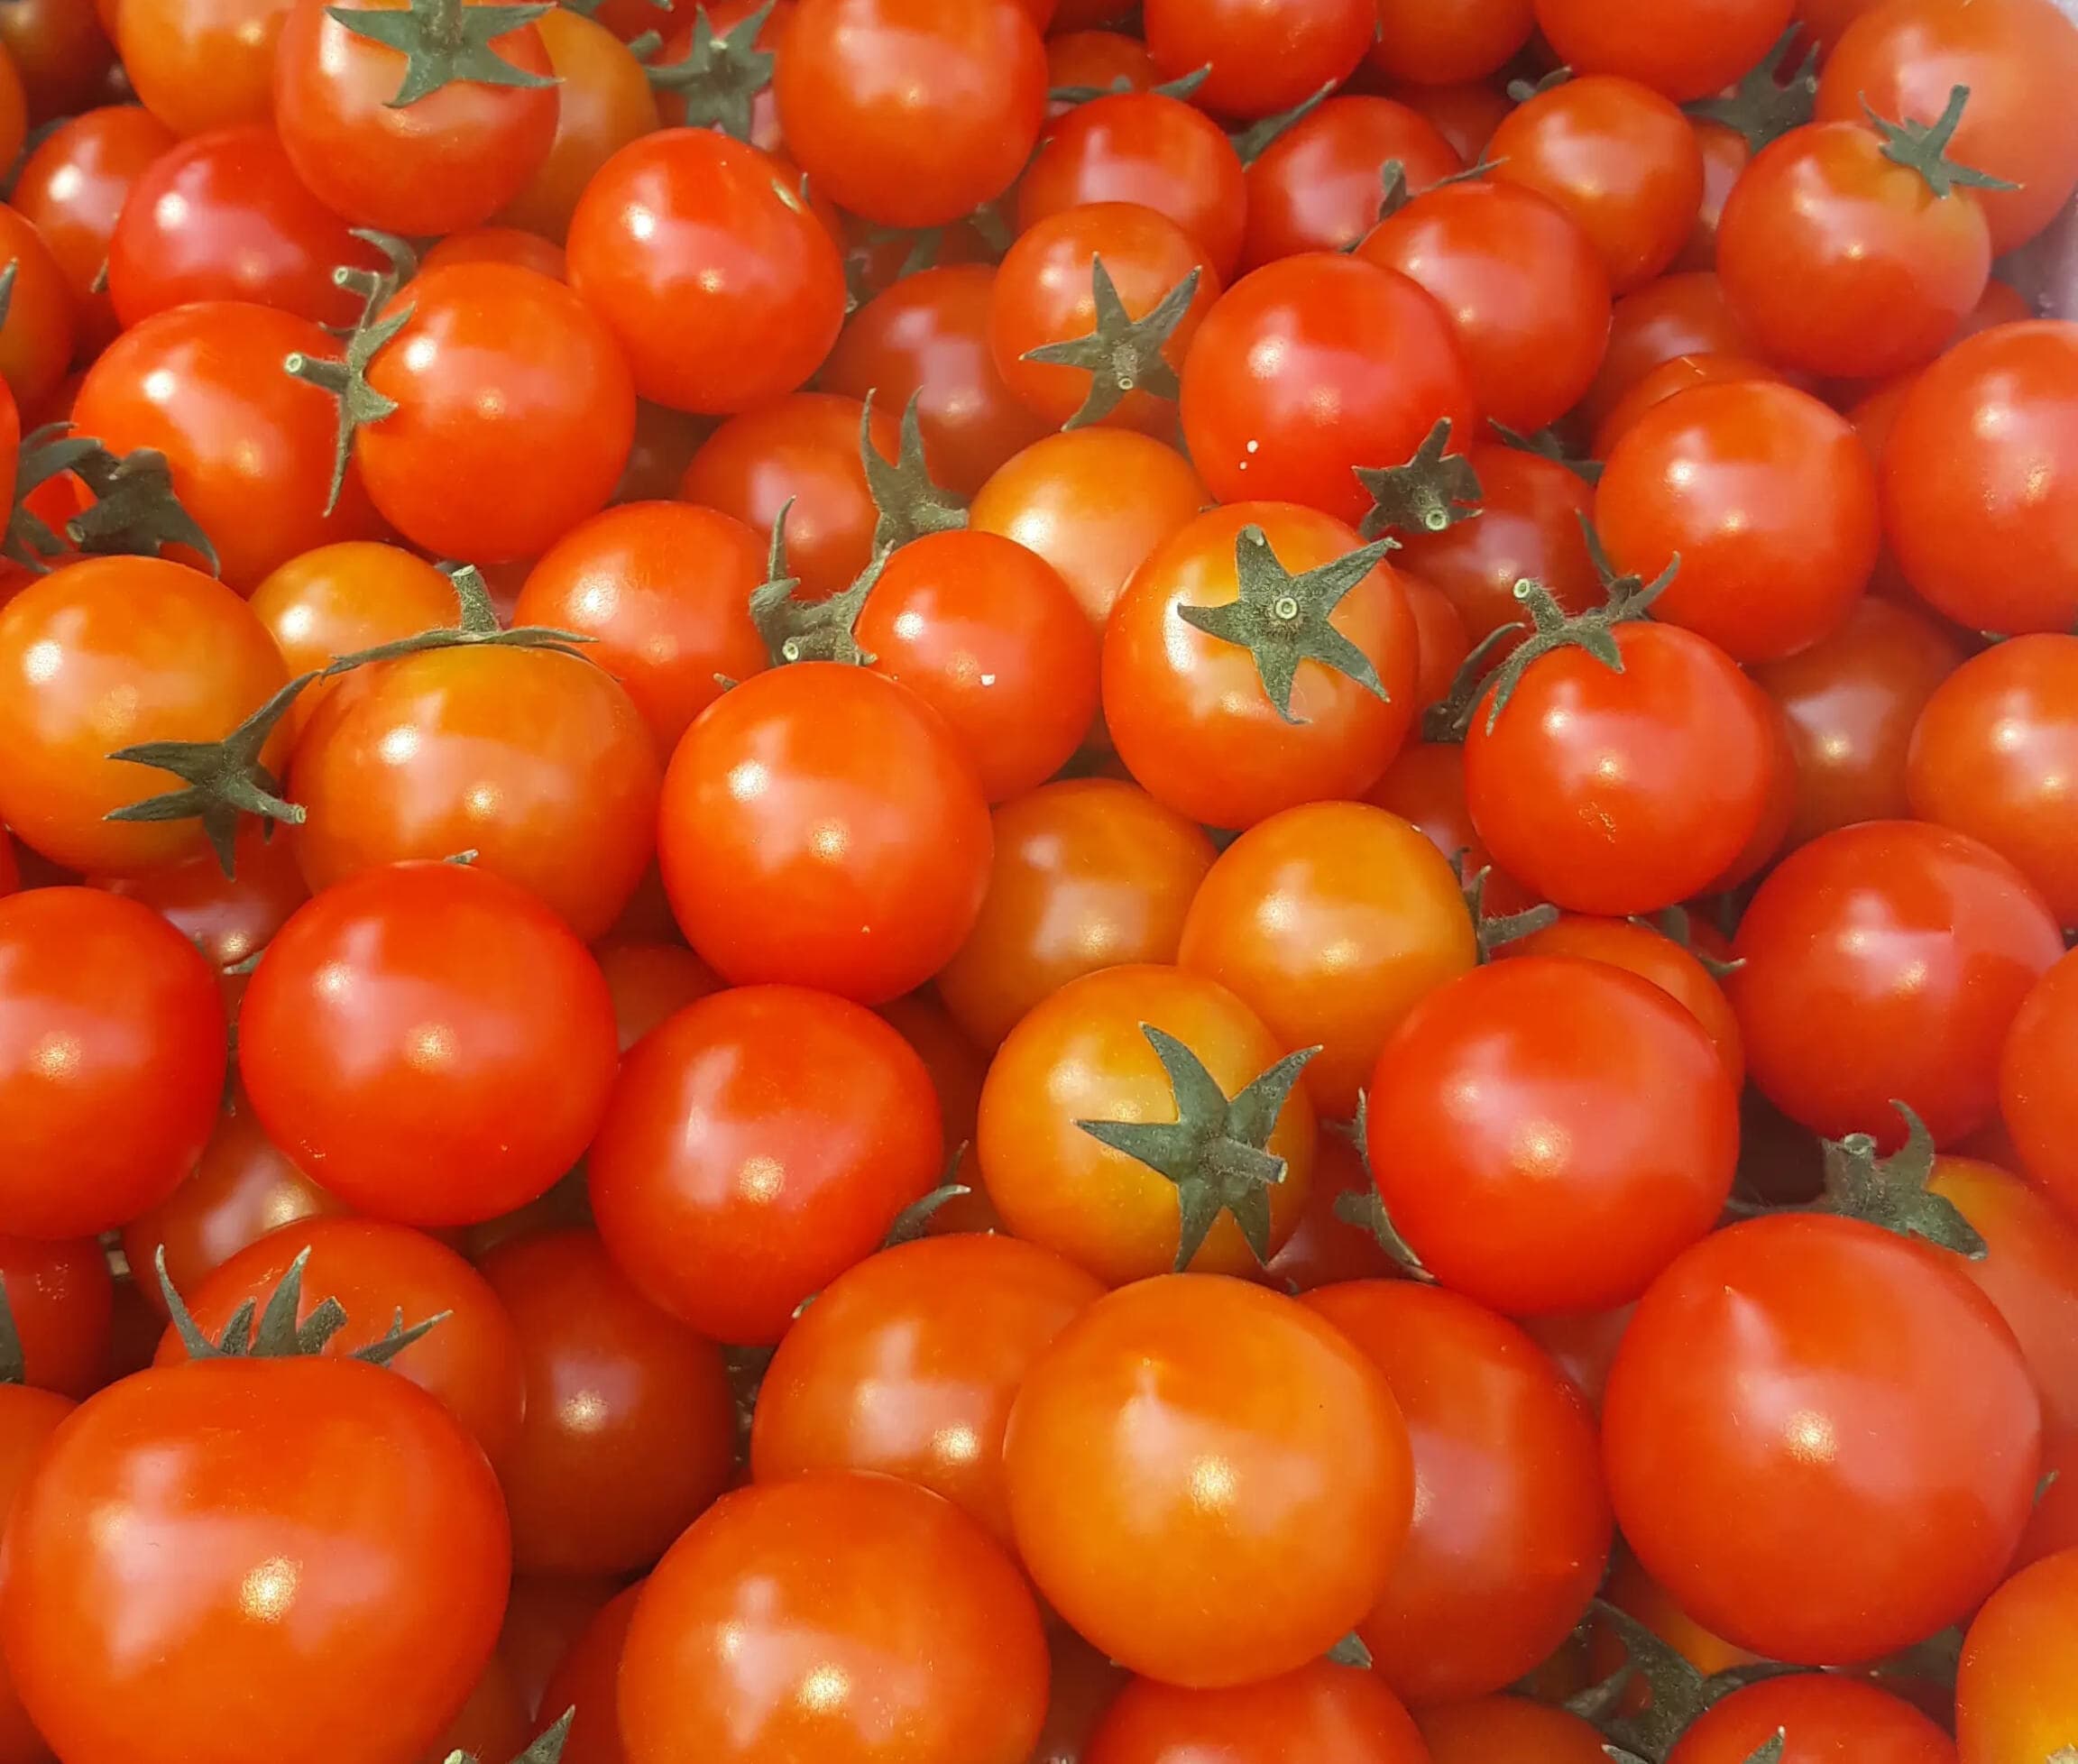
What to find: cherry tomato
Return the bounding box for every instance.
[1509,914,1743,1084]
[417,226,566,280]
[1378,79,1514,162]
[499,1576,623,1726]
[1535,0,1794,102]
[239,861,621,1227]
[1590,351,1788,458]
[1677,120,1751,271]
[1243,96,1463,271]
[1366,0,1533,85]
[1956,1546,2078,1763]
[1579,270,1760,436]
[593,941,721,1053]
[534,1583,638,1764]
[117,0,282,137]
[94,816,308,983]
[2001,950,2078,1223]
[1365,738,1532,911]
[1667,1675,1956,1764]
[0,1234,112,1398]
[1045,28,1157,109]
[0,204,76,415]
[1143,0,1373,118]
[1729,820,2064,1146]
[877,988,988,1208]
[1087,1662,1429,1764]
[498,5,658,243]
[1260,1131,1406,1292]
[1416,1695,1607,1764]
[1604,1212,2041,1664]
[645,0,789,145]
[0,1378,72,1764]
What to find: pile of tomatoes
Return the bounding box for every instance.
[3,0,2078,1759]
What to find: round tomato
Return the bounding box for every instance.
[1243,96,1463,270]
[1666,1675,1956,1764]
[1416,1695,1607,1764]
[1956,1546,2078,1763]
[0,1380,72,1764]
[1367,0,1532,84]
[1534,0,1794,102]
[1086,1662,1429,1764]
[1590,350,1785,457]
[1142,0,1374,118]
[2001,949,2078,1222]
[497,5,659,242]
[117,0,285,137]
[1579,270,1758,434]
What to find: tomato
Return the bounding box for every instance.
[591,942,718,1054]
[1304,1282,1612,1704]
[1578,271,1759,436]
[588,985,940,1343]
[753,1233,1102,1542]
[499,1576,622,1727]
[644,0,789,144]
[1019,91,1249,284]
[272,0,556,235]
[1087,1663,1428,1764]
[1242,96,1463,271]
[1816,0,2078,255]
[1178,802,1476,1118]
[289,642,662,942]
[568,129,846,417]
[2002,951,2078,1223]
[1366,0,1533,84]
[239,861,620,1227]
[1591,351,1787,459]
[1178,253,1478,527]
[1046,28,1157,108]
[72,303,385,593]
[416,225,566,280]
[1509,914,1742,1084]
[1535,0,1794,102]
[1597,381,1878,663]
[1668,1676,1956,1764]
[823,265,1053,499]
[969,427,1209,631]
[2012,1431,2078,1572]
[1143,0,1373,118]
[1957,1546,2078,1762]
[1005,1274,1412,1688]
[1363,739,1529,908]
[117,0,283,137]
[0,1357,510,1764]
[1416,1695,1607,1764]
[1259,1131,1405,1291]
[476,1228,733,1576]
[94,818,308,983]
[498,6,657,242]
[1730,821,2064,1146]
[1403,573,1472,708]
[656,664,992,1002]
[1104,502,1420,830]
[535,1584,638,1764]
[1716,119,1994,381]
[1488,77,1705,295]
[0,205,74,415]
[774,0,1045,228]
[876,989,988,1206]
[1378,79,1513,163]
[0,1234,111,1398]
[1604,1212,2042,1664]
[977,964,1318,1283]
[0,1380,73,1764]
[1677,119,1750,272]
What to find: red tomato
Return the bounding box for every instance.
[593,941,722,1052]
[93,818,308,986]
[0,1380,72,1764]
[1243,96,1463,271]
[1534,0,1795,102]
[619,1473,1049,1764]
[1367,0,1533,85]
[1403,572,1472,709]
[498,5,660,243]
[1590,351,1788,459]
[1417,1696,1607,1764]
[1045,28,1156,109]
[1678,120,1750,271]
[774,0,1046,228]
[535,1584,638,1764]
[1379,79,1514,162]
[478,1228,735,1575]
[1004,1275,1414,1688]
[655,664,992,1003]
[0,1233,112,1398]
[1509,914,1743,1084]
[1730,821,2064,1146]
[1578,270,1759,436]
[1604,1213,2041,1664]
[239,862,621,1228]
[1260,1132,1407,1293]
[117,0,285,137]
[1956,1546,2078,1762]
[1143,0,1374,118]
[2002,950,2078,1223]
[1667,1675,1956,1764]
[587,985,941,1343]
[1305,1282,1613,1704]
[418,226,566,280]
[499,1576,623,1727]
[1086,1662,1430,1764]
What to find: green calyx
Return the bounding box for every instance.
[1355,417,1484,541]
[748,501,880,666]
[1505,66,1572,105]
[881,1145,973,1249]
[0,1278,23,1386]
[641,0,777,142]
[331,560,593,668]
[1420,622,1518,745]
[1049,64,1209,107]
[158,1244,449,1364]
[1686,31,1817,152]
[1020,254,1201,430]
[1488,418,1604,484]
[1325,1633,1374,1669]
[1370,155,1502,225]
[1578,1599,1804,1764]
[1177,525,1398,725]
[1813,1102,1987,1258]
[1864,84,2019,199]
[1077,1026,1319,1272]
[329,0,559,107]
[285,232,421,506]
[1461,861,1557,960]
[1632,905,1743,978]
[5,426,220,575]
[332,227,418,334]
[446,1708,574,1764]
[1329,1094,1433,1282]
[1230,78,1338,168]
[862,389,967,553]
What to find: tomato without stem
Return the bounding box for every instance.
[1143,0,1374,118]
[1535,0,1795,102]
[2002,951,2078,1224]
[118,0,283,137]
[1416,1695,1607,1764]
[1085,1662,1430,1764]
[1579,271,1758,436]
[1366,0,1533,85]
[0,1381,72,1764]
[1666,1675,1956,1764]
[1956,1546,2078,1763]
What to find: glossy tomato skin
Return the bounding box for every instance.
[535,1583,639,1764]
[1086,1662,1429,1764]
[1604,1213,2042,1665]
[273,0,556,235]
[1667,1676,1955,1764]
[0,1234,112,1398]
[1367,957,1739,1315]
[1579,271,1759,436]
[1534,0,1793,102]
[1729,821,2064,1147]
[587,985,941,1344]
[1143,0,1373,118]
[498,5,659,242]
[1179,253,1478,525]
[1416,1695,1607,1764]
[93,821,309,986]
[2002,951,2078,1222]
[618,1472,1049,1764]
[0,205,68,416]
[239,862,621,1227]
[1591,349,1784,457]
[1510,914,1742,1084]
[567,129,846,416]
[478,1228,735,1575]
[0,1382,72,1764]
[117,0,284,138]
[1242,96,1463,270]
[1956,1546,2078,1763]
[1305,1282,1613,1705]
[0,889,225,1241]
[752,1233,1103,1544]
[656,664,992,1003]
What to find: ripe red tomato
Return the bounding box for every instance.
[1579,270,1759,434]
[619,1472,1049,1764]
[2002,950,2078,1223]
[240,861,621,1227]
[774,0,1046,228]
[1509,914,1743,1084]
[1366,0,1531,83]
[1730,821,2064,1146]
[1004,1275,1413,1688]
[1604,1213,2041,1665]
[1678,120,1750,271]
[1592,350,1787,460]
[656,664,992,1002]
[1534,0,1795,102]
[1666,1675,1956,1764]
[1242,96,1463,271]
[1086,1661,1430,1764]
[499,5,660,243]
[1416,1695,1607,1764]
[0,1376,72,1764]
[534,1583,638,1764]
[1956,1546,2078,1762]
[478,1227,735,1576]
[93,820,308,985]
[117,0,285,137]
[588,985,940,1343]
[1304,1282,1613,1704]
[0,1233,112,1398]
[1143,0,1374,119]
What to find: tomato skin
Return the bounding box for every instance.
[0,1234,112,1398]
[1731,821,2064,1147]
[1488,77,1705,296]
[620,1472,1049,1764]
[775,0,1045,228]
[1243,96,1463,271]
[593,942,722,1053]
[1534,0,1794,102]
[273,0,556,234]
[1,1357,510,1764]
[1261,1132,1404,1292]
[498,6,658,243]
[656,664,992,1004]
[1104,502,1421,831]
[1667,1676,1955,1764]
[752,1233,1103,1544]
[588,985,941,1344]
[1143,0,1373,119]
[1604,1213,2042,1665]
[92,821,308,987]
[1358,180,1612,436]
[568,130,846,417]
[1005,1274,1412,1689]
[1579,271,1758,436]
[1179,253,1478,526]
[1086,1662,1429,1764]
[240,862,621,1228]
[0,1383,72,1764]
[1367,0,1533,84]
[1595,352,1788,458]
[535,1584,638,1764]
[1305,1282,1613,1705]
[416,226,566,281]
[2002,951,2078,1224]
[1416,1695,1607,1764]
[1509,915,1742,1085]
[1178,801,1476,1118]
[115,0,280,136]
[477,1228,734,1576]
[1956,1546,2078,1763]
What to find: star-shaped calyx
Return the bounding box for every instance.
[747,499,881,666]
[66,445,220,574]
[640,0,777,142]
[1813,1102,1987,1257]
[330,0,559,107]
[1685,30,1817,152]
[1864,83,2019,198]
[1019,255,1203,429]
[1176,525,1399,725]
[157,1245,448,1365]
[861,389,967,552]
[446,1707,573,1764]
[1328,1095,1432,1282]
[285,287,415,514]
[1077,1026,1319,1272]
[1354,418,1484,541]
